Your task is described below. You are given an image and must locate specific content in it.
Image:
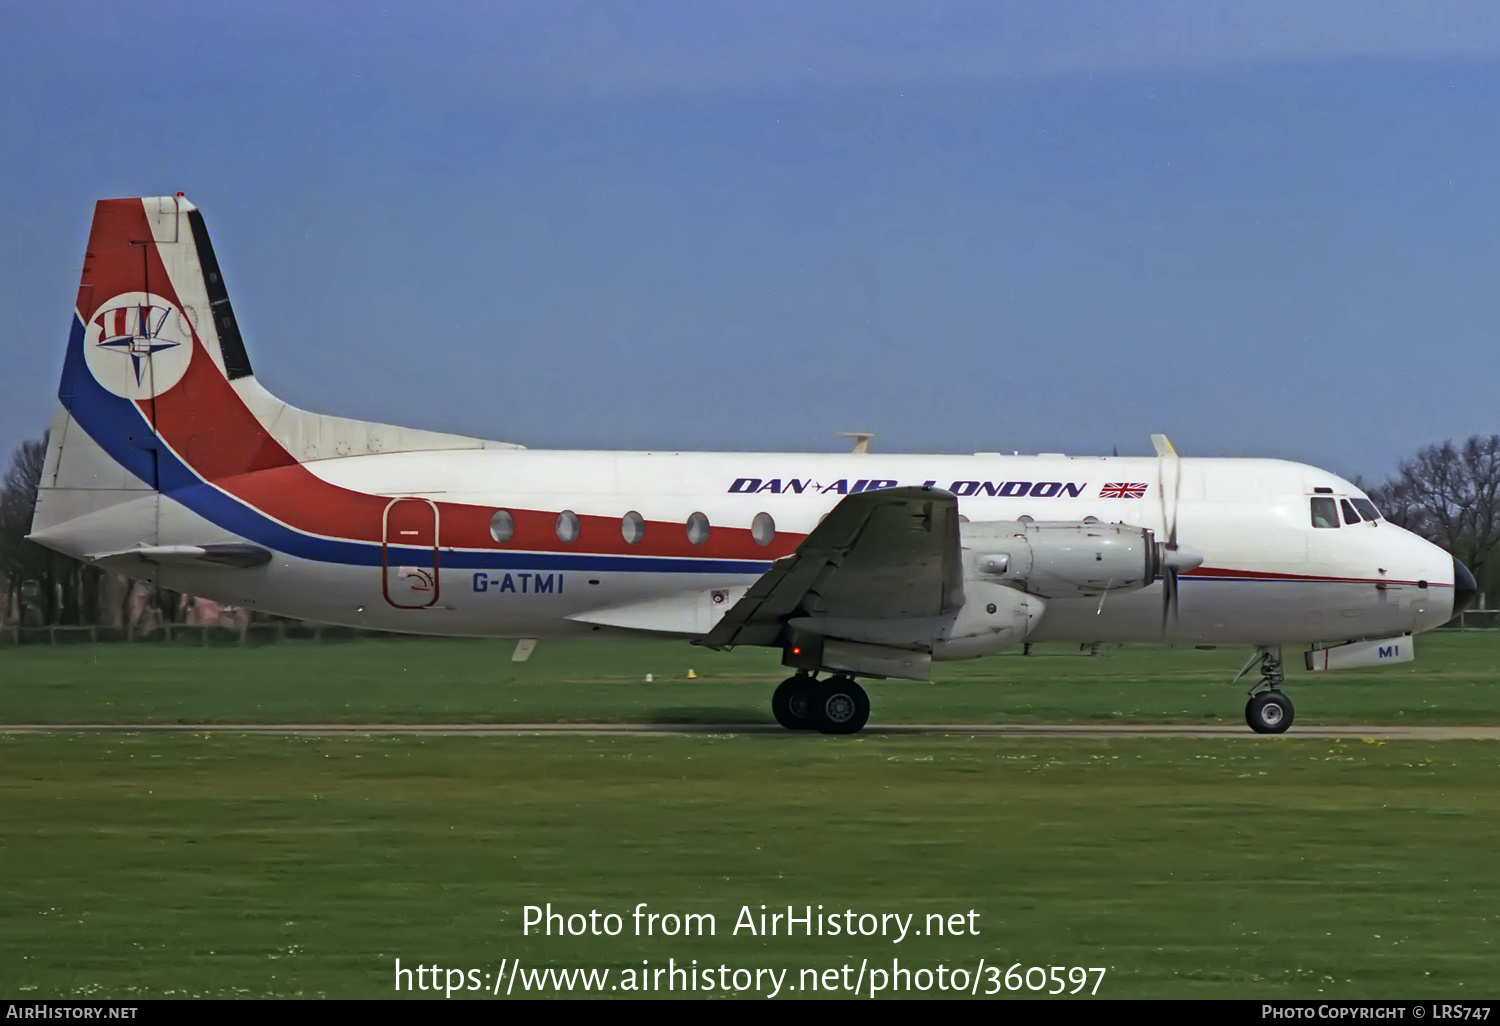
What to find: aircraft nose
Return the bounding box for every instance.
[1453,557,1478,616]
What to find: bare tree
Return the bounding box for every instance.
[0,433,121,626]
[0,435,53,621]
[1367,435,1500,590]
[1,433,200,629]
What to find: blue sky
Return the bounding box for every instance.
[2,1,1499,481]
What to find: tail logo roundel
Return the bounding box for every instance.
[83,292,195,401]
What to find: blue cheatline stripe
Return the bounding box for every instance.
[60,317,160,488]
[59,316,775,575]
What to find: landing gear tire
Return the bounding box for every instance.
[810,676,870,735]
[772,675,817,731]
[1246,691,1294,735]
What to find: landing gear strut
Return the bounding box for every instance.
[771,673,870,735]
[1234,645,1295,735]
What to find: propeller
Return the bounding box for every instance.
[1151,434,1204,633]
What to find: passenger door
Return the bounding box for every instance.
[382,497,440,609]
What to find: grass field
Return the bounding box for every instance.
[2,631,1499,726]
[3,732,1499,999]
[2,634,1499,1000]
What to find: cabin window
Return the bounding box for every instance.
[488,510,514,544]
[621,511,645,545]
[686,512,711,546]
[752,512,776,546]
[556,510,580,543]
[1352,498,1382,522]
[1310,497,1339,529]
[1340,499,1362,526]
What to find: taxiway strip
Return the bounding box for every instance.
[3,723,1499,739]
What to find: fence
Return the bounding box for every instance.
[0,622,401,647]
[1437,609,1500,631]
[4,611,1499,648]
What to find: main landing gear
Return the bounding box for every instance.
[772,672,871,735]
[1234,646,1295,735]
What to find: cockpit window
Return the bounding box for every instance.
[1340,499,1361,526]
[1352,498,1381,522]
[1310,497,1340,528]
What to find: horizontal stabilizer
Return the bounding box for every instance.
[84,543,272,570]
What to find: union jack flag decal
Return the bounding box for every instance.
[1100,482,1148,499]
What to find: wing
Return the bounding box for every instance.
[697,486,964,649]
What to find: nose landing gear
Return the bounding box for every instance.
[1246,690,1294,733]
[771,673,870,734]
[1235,646,1295,734]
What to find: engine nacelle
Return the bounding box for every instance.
[785,581,1044,673]
[961,519,1159,599]
[932,579,1045,661]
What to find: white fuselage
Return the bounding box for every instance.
[66,448,1453,650]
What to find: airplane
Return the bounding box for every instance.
[27,196,1477,735]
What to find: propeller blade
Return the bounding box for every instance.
[1157,455,1168,548]
[1161,566,1179,630]
[1157,542,1202,634]
[1152,434,1187,635]
[1169,453,1182,549]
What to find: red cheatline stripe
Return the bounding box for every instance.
[1187,566,1447,587]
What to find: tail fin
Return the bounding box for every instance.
[36,195,264,540]
[32,195,520,553]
